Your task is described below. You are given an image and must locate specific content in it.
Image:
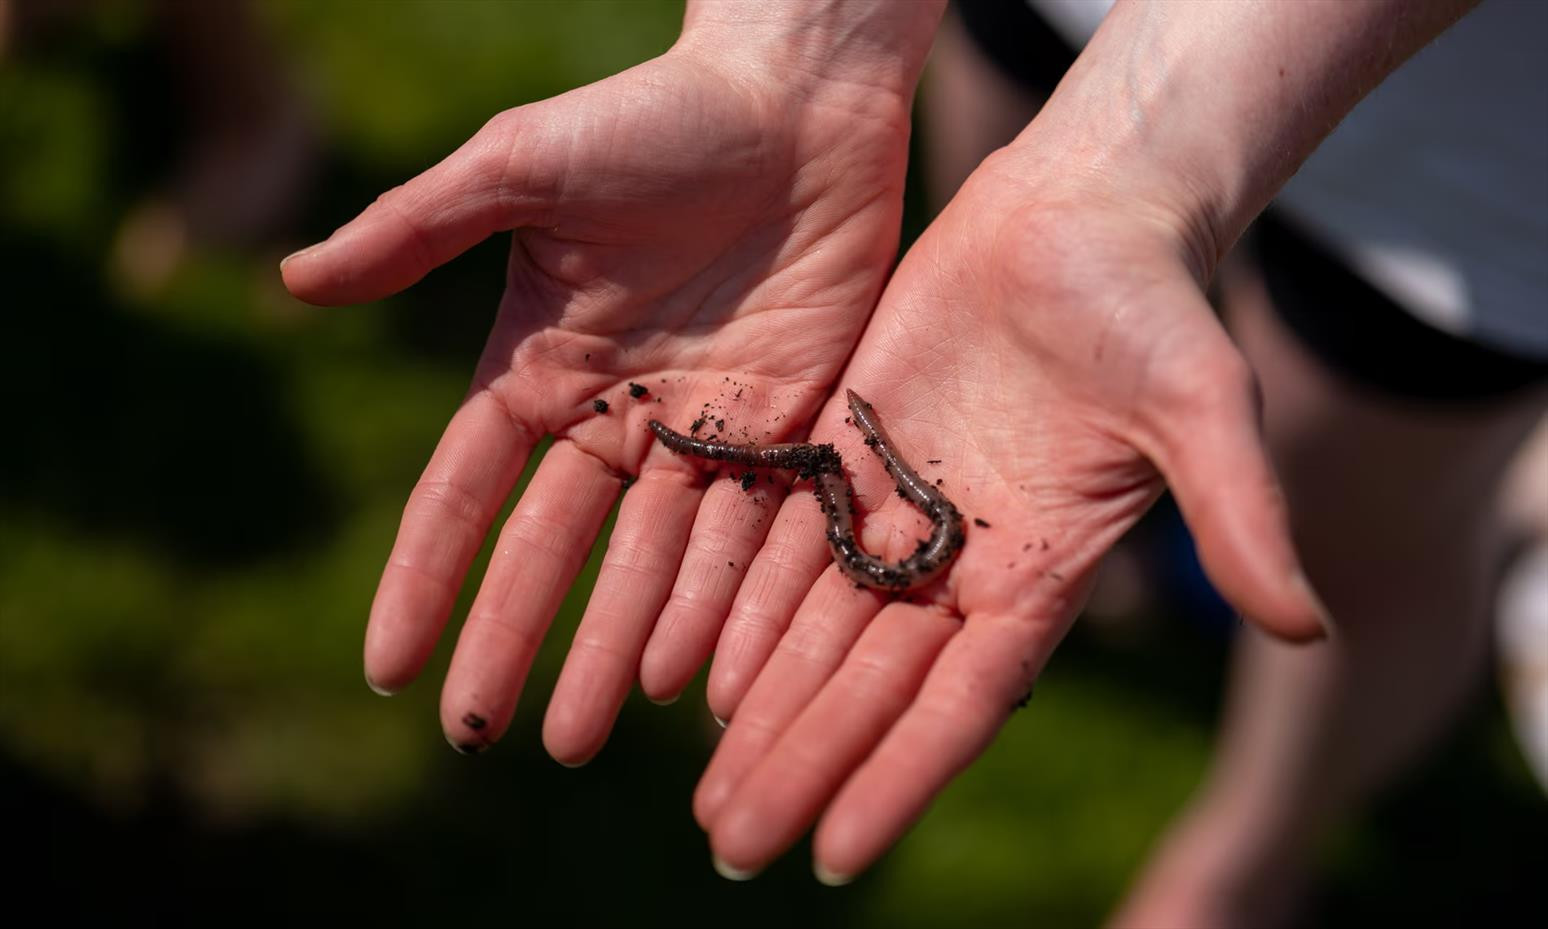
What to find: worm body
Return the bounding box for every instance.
[647,390,965,591]
[646,420,840,478]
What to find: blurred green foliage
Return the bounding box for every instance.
[1,2,1541,925]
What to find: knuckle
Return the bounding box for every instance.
[603,532,674,577]
[841,652,912,707]
[479,108,523,140]
[1161,346,1258,420]
[373,183,437,271]
[408,479,488,531]
[503,509,577,561]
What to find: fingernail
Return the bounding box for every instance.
[279,242,319,268]
[554,755,589,769]
[448,713,496,755]
[365,672,398,697]
[712,713,728,729]
[448,737,487,756]
[1290,570,1335,638]
[813,861,855,887]
[712,854,760,882]
[647,692,680,707]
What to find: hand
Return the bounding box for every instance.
[692,143,1329,882]
[281,16,931,760]
[690,0,1471,883]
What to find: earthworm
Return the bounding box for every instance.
[647,389,965,591]
[644,422,842,477]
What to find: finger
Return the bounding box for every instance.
[812,610,1058,883]
[637,475,789,703]
[1157,359,1329,642]
[542,469,702,766]
[692,565,885,830]
[705,485,834,722]
[282,110,551,305]
[439,439,619,752]
[364,388,535,695]
[708,604,959,878]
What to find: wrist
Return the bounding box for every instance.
[675,0,944,118]
[999,0,1475,281]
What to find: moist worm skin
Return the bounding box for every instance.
[646,390,965,591]
[646,421,841,478]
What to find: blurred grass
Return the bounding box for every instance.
[0,1,1542,925]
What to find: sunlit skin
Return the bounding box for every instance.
[280,0,1480,900]
[689,0,1477,888]
[693,144,1326,881]
[281,7,943,762]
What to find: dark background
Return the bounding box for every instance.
[2,2,1541,925]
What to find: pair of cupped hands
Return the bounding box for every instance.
[282,42,1325,883]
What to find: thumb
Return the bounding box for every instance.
[1155,355,1331,642]
[281,110,552,306]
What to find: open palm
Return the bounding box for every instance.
[692,149,1328,881]
[283,47,913,758]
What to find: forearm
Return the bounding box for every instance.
[1011,0,1477,277]
[677,0,946,108]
